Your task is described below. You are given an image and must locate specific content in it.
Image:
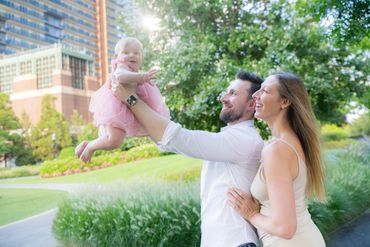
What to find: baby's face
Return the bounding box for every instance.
[116,41,143,71]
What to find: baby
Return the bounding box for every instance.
[75,37,170,163]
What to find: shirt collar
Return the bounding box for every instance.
[221,119,254,132]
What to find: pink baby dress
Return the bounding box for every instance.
[89,58,170,137]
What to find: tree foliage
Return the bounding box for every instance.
[29,95,72,161]
[124,1,368,131]
[297,0,370,47]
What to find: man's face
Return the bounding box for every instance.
[219,79,252,125]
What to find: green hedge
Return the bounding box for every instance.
[54,140,370,245]
[58,146,76,159]
[321,124,349,142]
[40,144,163,177]
[350,113,370,136]
[0,165,41,179]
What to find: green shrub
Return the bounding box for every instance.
[53,181,201,247]
[350,113,370,136]
[40,145,163,177]
[321,124,349,141]
[77,123,98,144]
[40,157,84,177]
[125,144,161,162]
[323,139,354,149]
[0,165,41,179]
[120,136,153,151]
[58,146,76,159]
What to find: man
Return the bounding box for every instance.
[114,70,264,247]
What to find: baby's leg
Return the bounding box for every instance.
[79,125,126,163]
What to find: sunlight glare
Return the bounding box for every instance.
[141,15,160,31]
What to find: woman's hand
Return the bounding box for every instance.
[227,187,260,221]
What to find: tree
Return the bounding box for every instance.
[297,0,370,47]
[0,93,18,167]
[29,95,72,161]
[131,0,368,129]
[0,93,35,166]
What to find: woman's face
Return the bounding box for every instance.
[252,75,283,121]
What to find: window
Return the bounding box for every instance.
[20,60,32,75]
[68,56,87,89]
[36,56,56,89]
[0,64,16,94]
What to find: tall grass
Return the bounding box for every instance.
[54,140,370,245]
[309,140,370,239]
[53,180,201,247]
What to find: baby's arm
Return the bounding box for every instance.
[115,66,156,86]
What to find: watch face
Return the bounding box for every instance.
[127,95,138,107]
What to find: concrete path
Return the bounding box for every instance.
[0,209,61,247]
[0,183,81,247]
[326,209,370,247]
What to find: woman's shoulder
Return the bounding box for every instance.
[262,138,299,164]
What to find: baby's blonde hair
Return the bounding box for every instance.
[114,37,143,56]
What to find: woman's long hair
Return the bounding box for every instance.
[273,72,326,201]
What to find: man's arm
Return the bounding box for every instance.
[113,84,257,162]
[114,83,170,142]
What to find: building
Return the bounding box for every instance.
[1,44,99,124]
[0,0,130,123]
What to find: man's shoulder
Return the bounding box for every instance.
[226,124,263,143]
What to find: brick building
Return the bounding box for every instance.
[1,44,99,124]
[0,0,139,123]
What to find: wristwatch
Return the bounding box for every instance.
[126,94,139,107]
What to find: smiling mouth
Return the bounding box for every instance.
[255,103,263,108]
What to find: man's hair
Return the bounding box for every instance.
[236,70,263,99]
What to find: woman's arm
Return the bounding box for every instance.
[229,143,298,239]
[115,67,156,85]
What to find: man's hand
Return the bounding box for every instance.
[112,83,136,103]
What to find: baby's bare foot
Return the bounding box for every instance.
[75,141,89,158]
[79,145,94,163]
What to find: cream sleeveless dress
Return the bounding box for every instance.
[251,139,325,247]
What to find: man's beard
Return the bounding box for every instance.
[219,108,243,124]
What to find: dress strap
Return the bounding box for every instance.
[272,138,304,162]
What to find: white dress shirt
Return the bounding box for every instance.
[159,120,264,247]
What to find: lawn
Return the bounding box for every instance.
[0,155,202,184]
[0,155,201,226]
[0,188,67,226]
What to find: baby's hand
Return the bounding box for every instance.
[145,68,157,82]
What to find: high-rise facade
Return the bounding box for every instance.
[0,0,129,123]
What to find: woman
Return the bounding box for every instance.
[228,72,326,246]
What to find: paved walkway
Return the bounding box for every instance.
[0,183,80,247]
[326,209,370,247]
[0,183,369,247]
[0,209,61,247]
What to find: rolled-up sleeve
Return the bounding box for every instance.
[158,121,257,163]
